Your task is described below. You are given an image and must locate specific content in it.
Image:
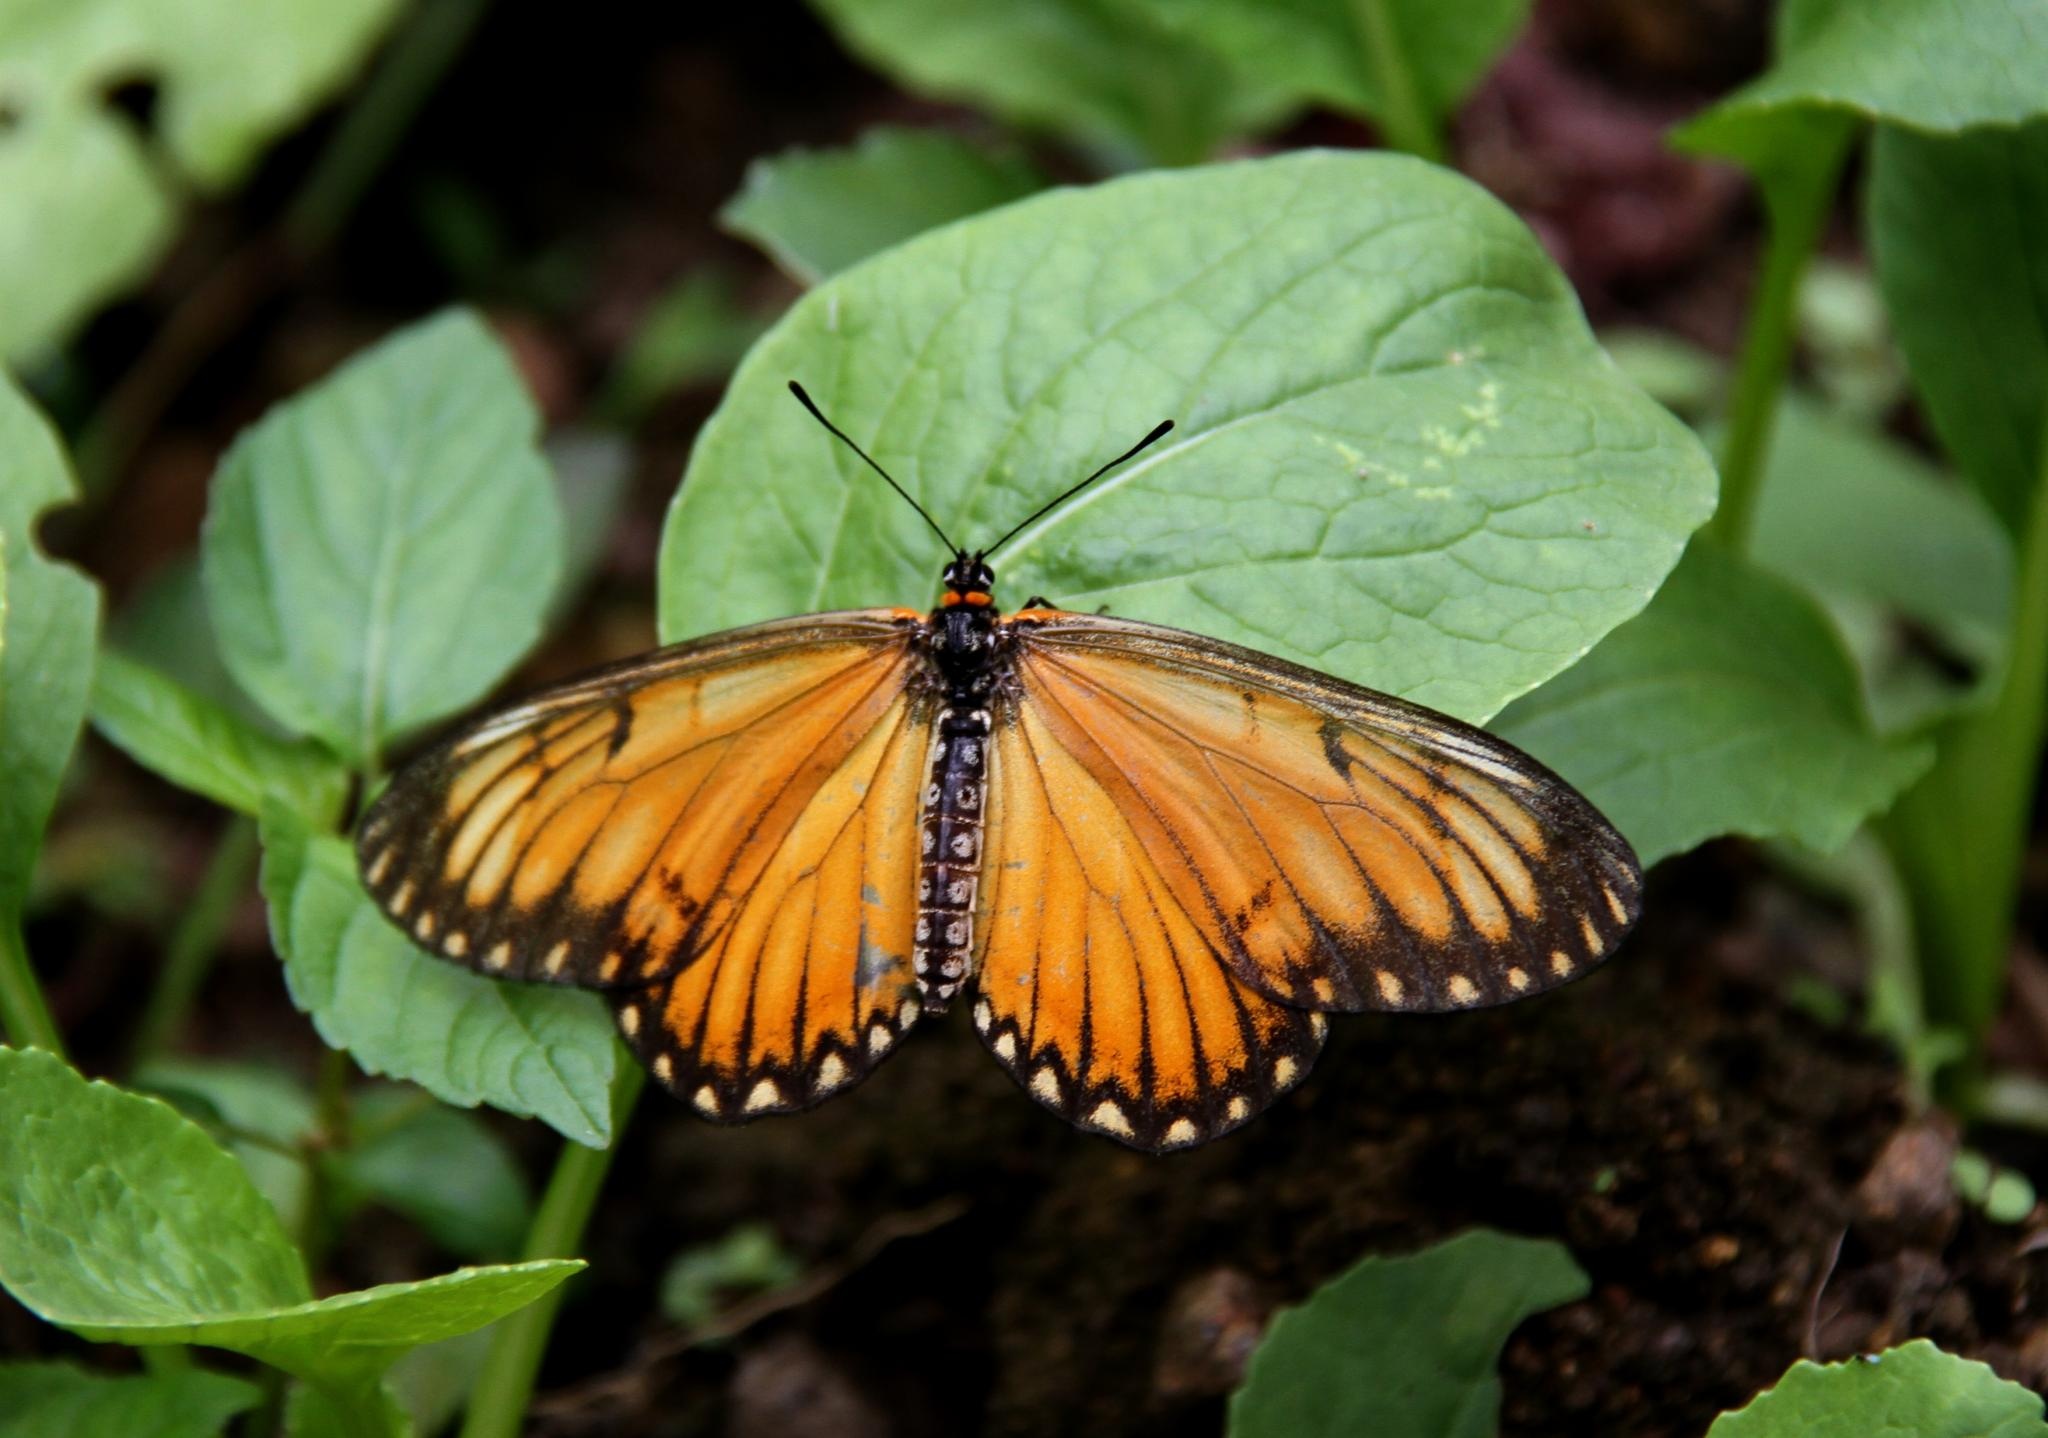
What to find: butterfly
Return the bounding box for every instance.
[357,383,1641,1152]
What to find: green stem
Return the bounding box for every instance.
[459,1056,644,1438]
[1884,412,2048,1081]
[131,817,259,1067]
[282,0,499,250]
[0,925,65,1057]
[1350,0,1443,163]
[1708,124,1855,551]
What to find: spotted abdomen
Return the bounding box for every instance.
[914,706,990,1011]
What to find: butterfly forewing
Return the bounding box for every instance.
[999,612,1641,1022]
[356,609,933,1111]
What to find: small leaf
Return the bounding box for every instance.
[1126,0,1527,127]
[92,651,349,825]
[0,1361,261,1438]
[332,1088,533,1259]
[202,310,563,770]
[258,808,617,1148]
[1708,1338,2048,1437]
[805,0,1295,164]
[1745,394,2013,734]
[1677,0,2048,173]
[1495,543,1933,866]
[1869,120,2048,537]
[658,1224,803,1326]
[722,126,1045,284]
[595,273,766,422]
[664,151,1714,723]
[1227,1229,1588,1438]
[0,0,406,358]
[0,378,102,934]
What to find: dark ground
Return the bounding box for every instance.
[18,1,2048,1433]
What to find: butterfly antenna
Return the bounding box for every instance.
[984,418,1175,560]
[787,381,957,553]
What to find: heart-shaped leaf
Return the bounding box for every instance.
[663,151,1714,724]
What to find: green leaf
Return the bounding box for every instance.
[805,0,1295,165]
[0,377,102,1050]
[258,808,617,1148]
[0,0,406,359]
[1495,543,1933,866]
[1746,395,2013,734]
[0,1046,579,1435]
[109,558,280,733]
[91,651,348,824]
[1708,1339,2048,1437]
[663,151,1714,722]
[1678,0,2048,174]
[595,272,767,422]
[1128,0,1526,126]
[722,126,1045,285]
[0,1362,261,1438]
[1227,1228,1588,1438]
[136,1057,319,1237]
[1870,120,2048,536]
[658,1223,803,1326]
[202,310,563,770]
[332,1088,533,1259]
[0,1045,312,1329]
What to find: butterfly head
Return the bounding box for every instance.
[940,551,996,608]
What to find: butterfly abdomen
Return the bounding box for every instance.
[915,704,990,1012]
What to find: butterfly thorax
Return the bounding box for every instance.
[911,557,1010,1011]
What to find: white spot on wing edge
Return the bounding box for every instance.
[1604,883,1630,925]
[1163,1117,1200,1147]
[365,847,393,885]
[1030,1066,1061,1106]
[816,1052,848,1092]
[485,941,512,972]
[993,1031,1018,1062]
[619,1005,641,1037]
[1580,914,1606,958]
[1375,969,1405,1005]
[543,941,570,977]
[653,1054,673,1082]
[1087,1100,1135,1138]
[973,999,992,1033]
[1225,1096,1251,1123]
[1448,974,1478,1003]
[1272,1056,1299,1088]
[743,1078,782,1114]
[1550,950,1574,977]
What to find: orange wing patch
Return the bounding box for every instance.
[357,611,932,1110]
[1002,612,1640,1018]
[974,696,1325,1153]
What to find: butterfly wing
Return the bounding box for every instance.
[357,609,934,1117]
[971,609,1640,1151]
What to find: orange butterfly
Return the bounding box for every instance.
[357,384,1640,1152]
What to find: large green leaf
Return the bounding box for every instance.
[1678,0,2048,172]
[0,0,406,359]
[137,1057,319,1236]
[1869,120,2048,537]
[662,151,1714,723]
[0,1047,580,1429]
[1128,0,1526,127]
[1495,543,1933,866]
[1708,1339,2047,1437]
[258,809,617,1148]
[202,310,563,771]
[0,1362,260,1438]
[1227,1229,1588,1438]
[805,0,1295,165]
[721,126,1045,285]
[91,651,348,824]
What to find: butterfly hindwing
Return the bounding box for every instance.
[357,609,932,1113]
[999,611,1641,1021]
[973,687,1328,1154]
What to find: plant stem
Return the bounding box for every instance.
[0,925,65,1057]
[1884,410,2048,1081]
[459,1056,644,1438]
[1349,0,1443,163]
[1707,124,1855,551]
[131,816,258,1067]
